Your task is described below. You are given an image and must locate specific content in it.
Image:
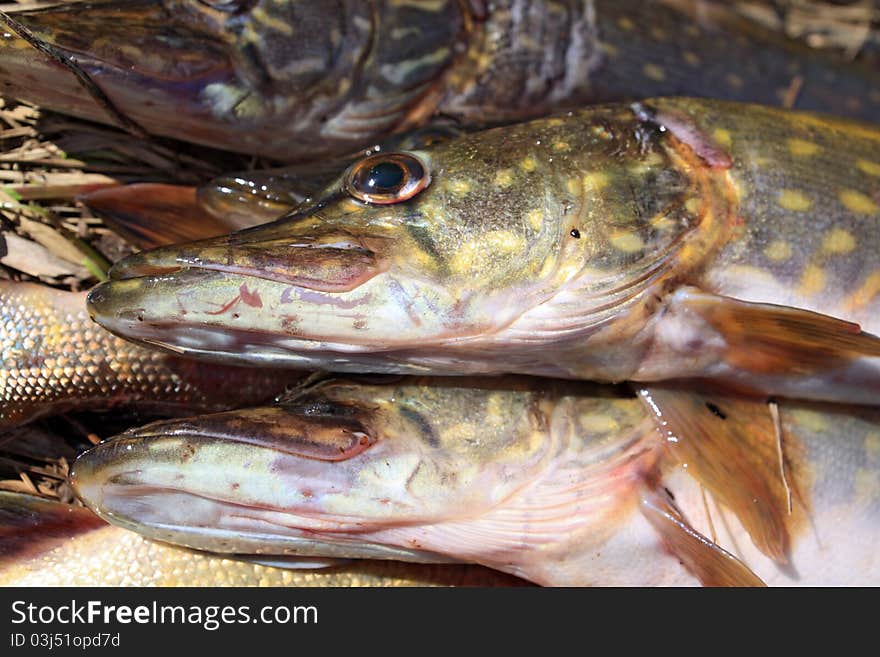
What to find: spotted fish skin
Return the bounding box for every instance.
[70,377,880,586]
[87,97,880,404]
[664,98,880,324]
[1,1,879,160]
[0,280,302,431]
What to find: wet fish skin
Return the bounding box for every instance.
[2,1,880,159]
[0,492,522,586]
[70,376,880,586]
[88,98,880,403]
[0,280,303,432]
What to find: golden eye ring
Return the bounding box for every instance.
[345,153,431,205]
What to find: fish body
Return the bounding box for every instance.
[1,1,879,159]
[0,492,520,586]
[0,280,302,432]
[89,98,880,403]
[70,376,880,586]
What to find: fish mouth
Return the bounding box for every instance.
[85,210,462,366]
[68,408,453,563]
[0,1,249,148]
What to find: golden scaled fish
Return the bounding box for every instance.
[88,97,880,404]
[0,492,522,586]
[0,280,303,432]
[1,1,880,160]
[69,376,880,586]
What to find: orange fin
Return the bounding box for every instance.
[674,288,880,374]
[639,386,793,564]
[81,183,239,250]
[640,487,765,587]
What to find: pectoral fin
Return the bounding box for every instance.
[640,487,765,587]
[671,287,880,375]
[638,387,795,564]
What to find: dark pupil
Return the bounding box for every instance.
[366,162,405,193]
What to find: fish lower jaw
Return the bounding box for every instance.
[86,512,459,566]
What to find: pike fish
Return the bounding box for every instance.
[0,491,521,585]
[0,280,303,432]
[69,376,880,586]
[88,98,880,404]
[1,1,879,160]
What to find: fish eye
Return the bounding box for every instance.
[345,153,430,205]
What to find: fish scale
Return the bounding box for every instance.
[0,281,302,432]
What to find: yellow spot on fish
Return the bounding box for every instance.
[854,468,880,505]
[591,125,613,140]
[788,138,820,157]
[545,118,566,127]
[822,228,856,254]
[552,140,571,152]
[798,264,826,296]
[582,172,609,191]
[839,189,879,215]
[790,408,829,432]
[579,413,620,434]
[650,213,675,231]
[494,169,514,188]
[252,7,295,36]
[617,17,634,30]
[609,230,644,253]
[520,156,538,173]
[446,179,471,195]
[600,42,619,57]
[684,197,702,214]
[526,209,544,231]
[846,271,880,312]
[684,24,700,38]
[643,64,666,81]
[566,177,581,195]
[725,73,744,89]
[857,159,880,177]
[650,27,667,41]
[682,51,700,66]
[450,231,523,274]
[764,240,793,262]
[778,189,813,212]
[713,129,732,148]
[865,432,880,460]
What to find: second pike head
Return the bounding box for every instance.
[88,103,733,377]
[0,0,469,159]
